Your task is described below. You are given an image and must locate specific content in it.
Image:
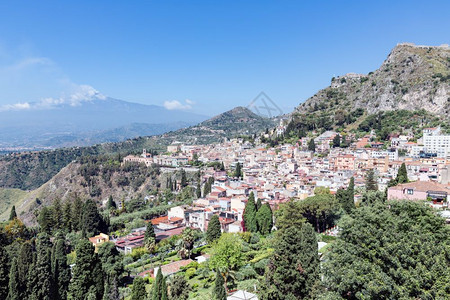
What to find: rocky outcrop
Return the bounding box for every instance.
[296,43,450,116]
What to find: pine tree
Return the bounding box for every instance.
[256,203,273,236]
[365,169,378,191]
[243,192,257,232]
[206,215,222,243]
[52,235,70,300]
[213,269,226,300]
[9,205,17,221]
[131,277,147,300]
[68,239,104,300]
[35,233,56,300]
[396,163,408,184]
[7,257,20,300]
[308,139,316,152]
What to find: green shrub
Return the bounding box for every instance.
[185,267,197,279]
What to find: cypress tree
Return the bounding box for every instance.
[332,134,341,148]
[308,139,316,152]
[35,233,56,300]
[180,169,187,188]
[365,169,378,191]
[152,268,167,300]
[196,182,201,198]
[7,257,20,300]
[0,234,10,300]
[243,192,257,232]
[297,223,320,298]
[345,177,356,213]
[38,206,54,234]
[213,269,226,300]
[161,277,168,300]
[145,222,156,252]
[17,242,33,295]
[234,163,242,178]
[53,198,63,230]
[256,198,262,211]
[102,275,120,300]
[52,235,70,300]
[62,201,72,232]
[107,196,117,210]
[259,224,319,300]
[256,203,273,236]
[9,205,17,221]
[131,277,147,300]
[72,196,84,231]
[203,181,210,197]
[26,251,38,299]
[206,215,222,243]
[81,199,107,237]
[396,163,408,184]
[68,239,104,300]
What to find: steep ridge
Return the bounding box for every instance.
[296,43,449,116]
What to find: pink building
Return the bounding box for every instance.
[387,181,450,203]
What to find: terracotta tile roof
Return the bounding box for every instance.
[389,181,450,192]
[150,216,168,225]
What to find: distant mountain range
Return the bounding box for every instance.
[0,97,208,149]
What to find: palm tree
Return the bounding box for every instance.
[181,228,196,259]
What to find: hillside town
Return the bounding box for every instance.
[117,126,450,250]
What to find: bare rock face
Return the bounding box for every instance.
[296,43,450,116]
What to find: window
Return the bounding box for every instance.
[407,189,414,195]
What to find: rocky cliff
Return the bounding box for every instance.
[296,43,450,116]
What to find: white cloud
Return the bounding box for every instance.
[0,84,106,112]
[163,99,194,110]
[38,84,106,108]
[0,102,31,112]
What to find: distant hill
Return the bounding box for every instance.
[0,106,275,190]
[0,97,208,149]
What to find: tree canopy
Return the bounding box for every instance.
[323,200,450,299]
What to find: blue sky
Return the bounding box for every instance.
[0,1,448,116]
